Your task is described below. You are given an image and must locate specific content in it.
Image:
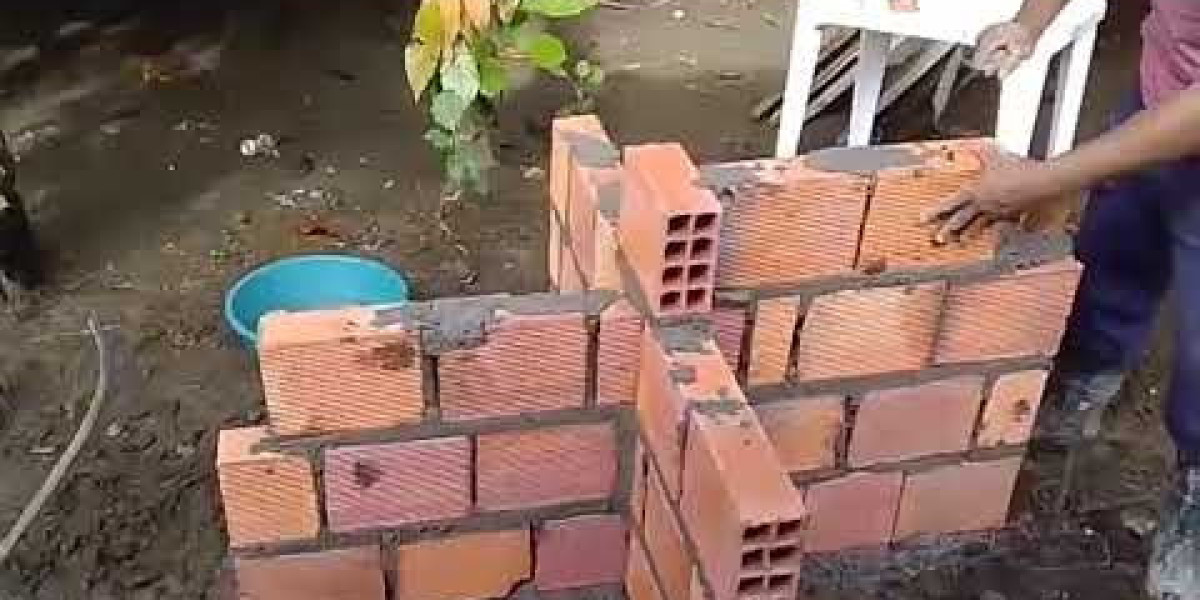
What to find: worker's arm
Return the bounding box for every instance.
[975,0,1070,77]
[1013,0,1071,37]
[923,87,1200,240]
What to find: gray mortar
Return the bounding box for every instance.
[805,145,923,173]
[654,320,715,354]
[561,129,620,169]
[594,178,623,221]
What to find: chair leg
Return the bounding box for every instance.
[776,24,824,158]
[1048,24,1099,157]
[996,56,1051,157]
[847,30,890,147]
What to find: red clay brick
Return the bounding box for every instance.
[217,427,319,548]
[597,299,644,406]
[849,377,984,468]
[234,546,384,600]
[711,306,748,374]
[630,442,648,526]
[560,250,587,293]
[395,529,531,600]
[439,310,588,421]
[934,260,1083,365]
[713,159,869,288]
[804,472,903,553]
[644,467,694,600]
[978,370,1050,447]
[258,308,425,437]
[569,163,622,285]
[620,144,721,317]
[476,422,617,511]
[794,282,945,382]
[680,392,806,600]
[549,209,565,290]
[536,515,628,591]
[551,115,615,218]
[626,534,666,600]
[324,436,470,533]
[747,298,801,387]
[756,396,845,474]
[859,140,996,271]
[894,456,1025,540]
[593,213,623,291]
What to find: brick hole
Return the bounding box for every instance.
[741,548,766,570]
[668,215,692,236]
[743,524,772,543]
[663,266,685,287]
[690,238,714,261]
[665,241,688,263]
[768,545,798,566]
[767,574,794,591]
[776,520,804,540]
[661,291,683,311]
[737,577,766,595]
[694,213,717,235]
[685,289,708,309]
[687,264,711,285]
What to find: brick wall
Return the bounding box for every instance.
[214,117,1081,599]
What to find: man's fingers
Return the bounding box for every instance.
[918,191,973,225]
[995,50,1027,79]
[934,204,981,245]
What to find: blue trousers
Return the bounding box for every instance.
[1063,94,1200,466]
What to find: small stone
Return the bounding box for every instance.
[672,9,686,20]
[383,179,396,190]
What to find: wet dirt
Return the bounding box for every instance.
[0,0,1174,598]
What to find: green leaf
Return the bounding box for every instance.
[478,54,508,98]
[404,41,440,101]
[441,41,481,102]
[424,128,455,151]
[519,32,567,74]
[414,1,444,46]
[430,90,471,130]
[520,0,598,18]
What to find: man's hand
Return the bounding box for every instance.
[919,148,1062,244]
[973,21,1036,79]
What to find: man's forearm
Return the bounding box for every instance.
[1015,0,1070,37]
[1037,88,1200,195]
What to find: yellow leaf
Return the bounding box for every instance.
[462,0,492,30]
[439,0,462,54]
[405,41,440,102]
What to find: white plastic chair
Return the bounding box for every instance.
[775,0,1107,158]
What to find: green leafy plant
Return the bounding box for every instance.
[406,0,604,195]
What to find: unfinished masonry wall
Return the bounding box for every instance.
[212,115,1081,600]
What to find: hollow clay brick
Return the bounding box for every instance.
[859,140,997,272]
[394,529,531,600]
[894,456,1025,540]
[644,467,694,600]
[324,436,470,533]
[536,514,629,591]
[476,422,617,511]
[630,442,648,526]
[711,306,748,375]
[978,370,1050,447]
[549,209,565,290]
[570,163,622,285]
[594,214,623,291]
[217,427,319,548]
[551,115,617,218]
[794,282,945,382]
[934,259,1083,365]
[439,310,588,421]
[804,472,903,553]
[258,308,425,437]
[234,546,385,600]
[712,160,868,288]
[626,534,666,600]
[756,396,845,474]
[849,376,985,468]
[747,298,801,387]
[597,299,645,406]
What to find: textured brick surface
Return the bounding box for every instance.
[439,311,588,421]
[626,534,666,600]
[978,371,1050,447]
[569,158,601,284]
[711,307,748,374]
[644,468,693,600]
[859,140,995,271]
[804,472,903,553]
[217,427,319,548]
[324,437,470,532]
[849,377,985,468]
[551,115,616,218]
[549,209,565,290]
[597,300,644,406]
[536,515,628,591]
[894,456,1025,539]
[630,442,648,525]
[477,423,617,511]
[680,394,806,600]
[234,546,384,600]
[594,213,623,291]
[935,260,1083,364]
[794,282,945,382]
[747,298,800,387]
[259,308,425,437]
[714,161,868,288]
[395,529,531,600]
[756,396,845,474]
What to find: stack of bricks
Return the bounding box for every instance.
[213,115,1083,600]
[215,293,641,599]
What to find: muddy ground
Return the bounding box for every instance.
[0,0,1176,598]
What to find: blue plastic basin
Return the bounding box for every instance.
[224,254,410,348]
